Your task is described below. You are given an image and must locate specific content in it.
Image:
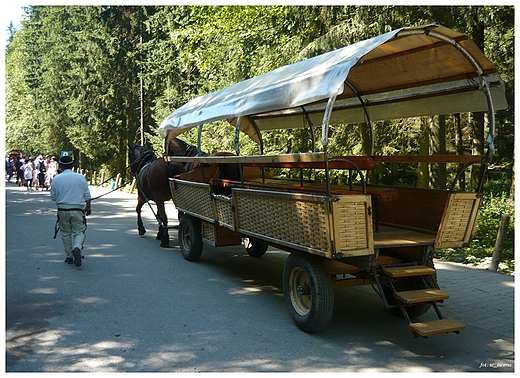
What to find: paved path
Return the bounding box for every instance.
[4,183,514,372]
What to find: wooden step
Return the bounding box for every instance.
[382,265,436,278]
[410,318,466,337]
[394,289,449,304]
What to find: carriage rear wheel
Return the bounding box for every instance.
[283,253,334,333]
[179,215,203,262]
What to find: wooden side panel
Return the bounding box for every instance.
[332,195,374,257]
[435,192,482,249]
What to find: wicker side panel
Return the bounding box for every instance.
[201,221,215,243]
[169,179,215,221]
[233,189,331,256]
[332,195,374,257]
[214,195,235,230]
[435,192,482,249]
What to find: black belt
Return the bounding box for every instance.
[57,208,85,213]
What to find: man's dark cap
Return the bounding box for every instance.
[59,156,74,166]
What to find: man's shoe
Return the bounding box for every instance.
[64,257,73,264]
[72,248,82,267]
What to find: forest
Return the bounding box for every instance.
[4,5,515,271]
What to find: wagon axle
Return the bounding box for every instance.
[296,285,311,296]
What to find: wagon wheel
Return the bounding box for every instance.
[243,237,269,258]
[178,214,203,262]
[283,253,334,333]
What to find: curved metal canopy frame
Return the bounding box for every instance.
[162,25,502,198]
[314,27,499,196]
[344,79,375,156]
[395,28,496,160]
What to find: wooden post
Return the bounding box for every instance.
[131,178,137,193]
[100,172,105,187]
[489,214,511,272]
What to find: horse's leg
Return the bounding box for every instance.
[136,195,146,236]
[156,201,169,247]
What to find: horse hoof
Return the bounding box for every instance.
[160,233,170,247]
[139,229,146,236]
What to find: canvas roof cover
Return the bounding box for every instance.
[159,23,507,144]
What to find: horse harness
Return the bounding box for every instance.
[130,148,156,177]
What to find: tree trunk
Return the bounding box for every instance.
[430,115,446,189]
[469,10,486,192]
[360,122,377,184]
[454,113,466,191]
[471,111,485,191]
[417,117,429,188]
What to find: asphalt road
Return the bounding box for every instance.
[4,182,514,372]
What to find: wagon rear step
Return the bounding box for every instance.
[380,264,466,338]
[409,318,466,337]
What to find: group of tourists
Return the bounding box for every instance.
[6,154,59,190]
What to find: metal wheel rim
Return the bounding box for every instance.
[180,222,191,251]
[288,266,311,316]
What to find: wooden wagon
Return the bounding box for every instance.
[158,24,507,337]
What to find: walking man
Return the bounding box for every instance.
[50,155,92,267]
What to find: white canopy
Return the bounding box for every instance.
[159,23,507,144]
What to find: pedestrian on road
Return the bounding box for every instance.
[15,157,24,186]
[22,158,34,190]
[6,157,14,182]
[45,156,58,188]
[50,155,92,267]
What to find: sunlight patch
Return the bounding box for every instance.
[228,286,262,295]
[500,281,514,288]
[75,296,108,304]
[30,287,58,295]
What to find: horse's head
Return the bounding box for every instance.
[128,144,138,161]
[167,138,208,172]
[168,138,204,157]
[128,144,156,175]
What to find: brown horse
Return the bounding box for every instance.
[167,138,241,180]
[167,137,208,172]
[128,144,185,247]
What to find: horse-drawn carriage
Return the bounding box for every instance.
[154,24,507,337]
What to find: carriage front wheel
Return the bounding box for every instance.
[178,215,203,262]
[282,253,334,333]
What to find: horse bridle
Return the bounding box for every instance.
[178,143,200,157]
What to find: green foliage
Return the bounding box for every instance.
[6,5,514,171]
[5,6,515,271]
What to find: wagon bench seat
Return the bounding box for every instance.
[165,154,375,171]
[210,177,398,201]
[243,155,375,170]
